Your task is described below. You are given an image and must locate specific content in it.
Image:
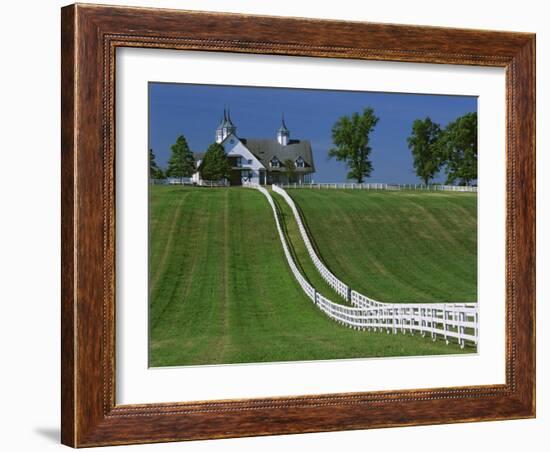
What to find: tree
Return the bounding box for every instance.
[199,143,232,182]
[149,148,165,180]
[328,107,379,183]
[166,135,195,182]
[283,158,297,183]
[438,112,478,185]
[407,117,442,185]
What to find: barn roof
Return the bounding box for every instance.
[241,138,315,173]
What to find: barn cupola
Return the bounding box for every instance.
[277,114,290,146]
[215,108,237,143]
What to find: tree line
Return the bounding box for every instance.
[151,136,303,184]
[151,108,477,186]
[329,108,477,186]
[150,137,231,182]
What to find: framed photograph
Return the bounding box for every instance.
[61,3,535,447]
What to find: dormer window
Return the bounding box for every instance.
[295,156,305,168]
[270,157,281,168]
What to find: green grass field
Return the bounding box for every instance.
[287,189,477,303]
[149,186,470,367]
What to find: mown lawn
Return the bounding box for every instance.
[287,189,477,303]
[149,186,469,367]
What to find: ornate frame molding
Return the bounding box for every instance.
[61,4,535,447]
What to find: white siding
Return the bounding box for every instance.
[223,134,265,185]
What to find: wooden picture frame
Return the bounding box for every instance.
[61,3,535,447]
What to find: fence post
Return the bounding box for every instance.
[443,307,449,344]
[475,309,479,345]
[431,308,436,341]
[458,309,464,349]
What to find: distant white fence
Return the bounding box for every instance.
[149,178,229,187]
[150,177,193,185]
[197,180,229,187]
[267,183,478,347]
[150,178,170,185]
[278,182,477,193]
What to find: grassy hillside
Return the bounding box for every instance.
[149,186,469,367]
[287,189,477,303]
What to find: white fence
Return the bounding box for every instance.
[149,178,229,187]
[277,182,477,192]
[197,180,229,187]
[150,177,194,185]
[268,184,478,347]
[272,184,350,300]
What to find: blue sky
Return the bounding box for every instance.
[149,83,476,183]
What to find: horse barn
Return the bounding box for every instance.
[192,109,315,186]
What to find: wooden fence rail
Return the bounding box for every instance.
[277,182,478,192]
[264,183,478,347]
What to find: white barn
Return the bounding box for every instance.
[192,109,315,186]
